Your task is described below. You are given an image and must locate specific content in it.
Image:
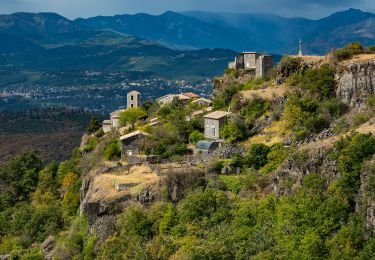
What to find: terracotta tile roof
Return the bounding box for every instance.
[183,92,200,98]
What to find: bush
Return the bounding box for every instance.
[260,144,290,174]
[189,131,205,145]
[95,128,105,138]
[243,77,269,90]
[278,56,301,77]
[120,107,147,128]
[82,136,99,153]
[288,64,336,98]
[221,119,248,142]
[241,96,270,125]
[87,116,100,134]
[224,68,239,78]
[219,175,244,194]
[332,42,364,61]
[103,140,121,161]
[245,143,271,170]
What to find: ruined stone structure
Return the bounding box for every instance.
[127,90,141,109]
[120,130,150,159]
[203,111,232,139]
[228,52,273,77]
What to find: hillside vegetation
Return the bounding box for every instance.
[3,43,375,259]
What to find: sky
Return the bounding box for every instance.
[1,0,374,19]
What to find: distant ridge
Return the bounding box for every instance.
[75,8,375,55]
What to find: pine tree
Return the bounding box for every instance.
[87,115,100,134]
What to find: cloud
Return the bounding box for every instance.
[0,0,372,19]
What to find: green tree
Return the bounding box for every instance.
[87,115,100,134]
[245,143,271,170]
[119,107,147,128]
[189,130,205,144]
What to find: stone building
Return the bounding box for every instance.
[102,120,112,133]
[110,109,125,130]
[156,92,200,106]
[120,130,151,159]
[203,111,232,139]
[192,98,212,107]
[228,52,273,77]
[127,90,141,109]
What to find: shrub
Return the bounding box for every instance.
[278,56,301,77]
[241,96,270,125]
[245,143,271,170]
[87,115,101,134]
[224,68,239,78]
[103,140,121,161]
[95,128,105,138]
[332,42,364,61]
[189,131,205,145]
[82,136,99,153]
[219,175,244,194]
[288,64,336,98]
[260,144,290,174]
[221,120,248,142]
[120,107,147,128]
[243,77,269,90]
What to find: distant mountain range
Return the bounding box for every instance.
[0,12,236,82]
[77,8,375,55]
[0,8,374,84]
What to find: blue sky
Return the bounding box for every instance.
[1,0,373,19]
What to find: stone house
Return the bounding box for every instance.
[156,92,200,106]
[120,130,151,159]
[127,90,141,108]
[192,98,212,107]
[102,120,112,133]
[228,52,273,77]
[203,111,232,139]
[110,109,125,129]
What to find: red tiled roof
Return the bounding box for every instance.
[183,92,200,98]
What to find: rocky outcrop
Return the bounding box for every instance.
[336,61,375,107]
[41,236,55,260]
[272,144,338,196]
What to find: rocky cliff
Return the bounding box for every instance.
[336,59,375,107]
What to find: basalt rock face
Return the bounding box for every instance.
[79,172,131,244]
[272,144,338,196]
[335,61,375,107]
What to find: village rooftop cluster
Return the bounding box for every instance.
[101,51,273,161]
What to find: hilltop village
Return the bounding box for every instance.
[7,43,375,259]
[98,51,274,169]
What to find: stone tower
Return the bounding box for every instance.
[127,91,141,109]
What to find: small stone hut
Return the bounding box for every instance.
[203,111,232,139]
[120,130,151,159]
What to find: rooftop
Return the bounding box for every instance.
[110,109,126,116]
[128,90,140,95]
[103,120,111,124]
[120,130,150,141]
[192,97,212,104]
[204,110,232,120]
[183,92,200,98]
[196,140,220,151]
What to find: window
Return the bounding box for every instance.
[131,95,134,100]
